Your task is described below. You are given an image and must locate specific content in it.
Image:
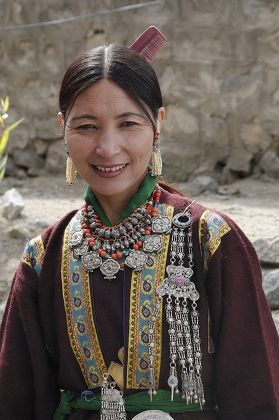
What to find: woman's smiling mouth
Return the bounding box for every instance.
[92,163,128,177]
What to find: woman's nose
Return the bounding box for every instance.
[94,129,121,158]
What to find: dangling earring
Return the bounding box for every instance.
[151,120,162,177]
[65,144,77,185]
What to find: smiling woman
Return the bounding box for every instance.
[0,29,278,420]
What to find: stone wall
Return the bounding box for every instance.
[1,0,279,182]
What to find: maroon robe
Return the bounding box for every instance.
[0,187,278,420]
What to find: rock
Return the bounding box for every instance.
[16,169,27,179]
[217,185,241,196]
[13,147,44,170]
[7,225,30,240]
[4,157,18,177]
[258,150,279,179]
[0,301,6,323]
[163,105,199,135]
[0,188,25,219]
[272,310,279,333]
[223,204,242,213]
[263,269,279,309]
[34,116,62,140]
[45,141,66,174]
[192,176,219,195]
[34,139,48,156]
[240,117,272,155]
[34,218,50,229]
[27,167,41,177]
[253,237,279,266]
[226,147,253,175]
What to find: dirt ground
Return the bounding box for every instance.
[0,174,279,304]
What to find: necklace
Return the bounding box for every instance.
[69,186,172,280]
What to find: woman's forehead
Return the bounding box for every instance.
[69,80,147,118]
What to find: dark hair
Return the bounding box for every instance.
[59,44,163,134]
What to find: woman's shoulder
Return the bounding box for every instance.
[22,209,79,272]
[160,184,253,252]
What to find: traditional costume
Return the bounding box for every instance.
[0,172,278,420]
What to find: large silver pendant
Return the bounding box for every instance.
[143,235,162,253]
[152,216,171,234]
[156,264,199,300]
[81,251,102,272]
[125,250,148,271]
[132,411,174,420]
[70,228,84,247]
[100,258,120,280]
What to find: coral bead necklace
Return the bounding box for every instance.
[69,186,171,279]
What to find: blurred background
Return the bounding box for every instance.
[1,0,279,183]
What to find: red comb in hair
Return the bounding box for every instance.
[130,26,167,62]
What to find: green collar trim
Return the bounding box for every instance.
[83,170,157,227]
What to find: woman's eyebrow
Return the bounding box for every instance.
[116,112,146,119]
[70,114,98,121]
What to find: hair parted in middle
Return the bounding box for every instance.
[59,44,163,135]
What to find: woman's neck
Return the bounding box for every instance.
[93,181,143,226]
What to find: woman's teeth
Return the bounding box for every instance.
[95,164,126,172]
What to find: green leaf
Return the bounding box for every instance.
[0,117,24,157]
[0,153,7,180]
[0,115,4,128]
[0,153,8,171]
[3,97,9,114]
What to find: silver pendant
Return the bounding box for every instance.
[73,239,89,258]
[143,235,162,253]
[132,411,174,420]
[81,251,102,272]
[101,374,126,419]
[70,229,84,247]
[125,250,148,271]
[100,258,120,280]
[152,216,171,234]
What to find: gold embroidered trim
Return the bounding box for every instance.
[61,215,107,388]
[22,234,45,274]
[127,204,173,389]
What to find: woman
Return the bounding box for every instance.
[0,32,278,420]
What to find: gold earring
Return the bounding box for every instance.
[65,145,76,185]
[151,121,162,177]
[66,156,77,185]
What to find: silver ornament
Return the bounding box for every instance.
[100,258,120,280]
[81,251,102,272]
[125,250,148,271]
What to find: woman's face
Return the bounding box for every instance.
[65,79,163,200]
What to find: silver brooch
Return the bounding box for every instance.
[143,235,162,253]
[70,229,84,247]
[152,216,172,234]
[73,239,89,258]
[125,250,148,271]
[81,251,102,272]
[100,259,120,280]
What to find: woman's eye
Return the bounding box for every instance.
[77,124,97,130]
[120,121,138,127]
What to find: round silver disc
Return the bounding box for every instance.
[132,410,174,420]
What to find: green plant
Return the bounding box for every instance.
[0,96,23,180]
